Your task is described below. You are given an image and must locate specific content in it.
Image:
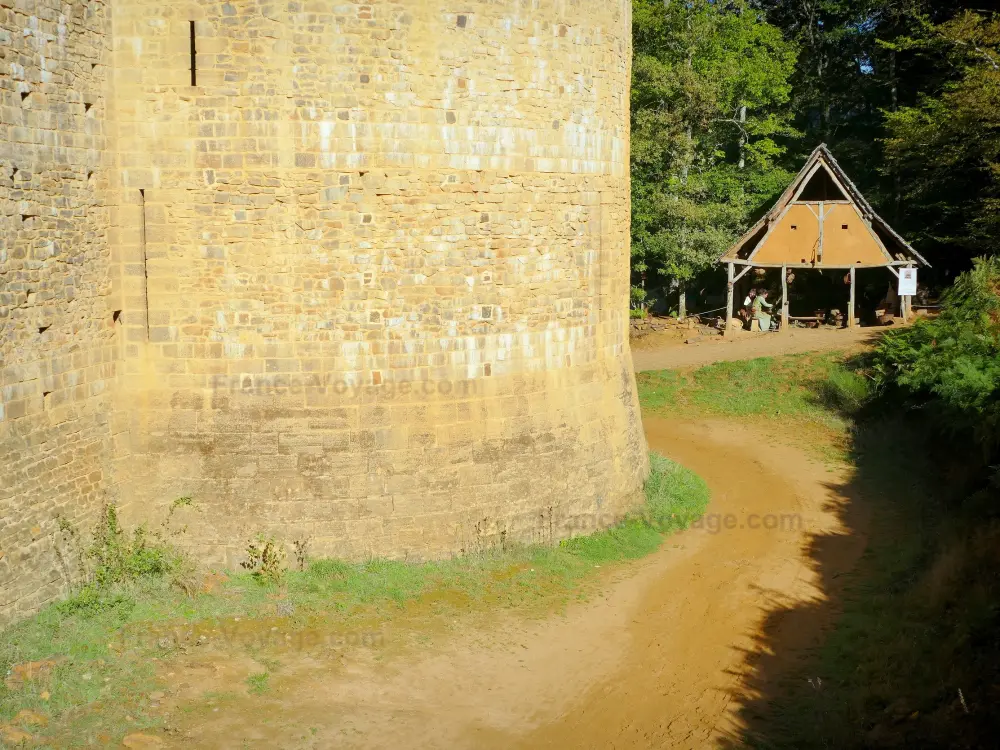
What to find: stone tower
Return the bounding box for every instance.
[0,0,647,623]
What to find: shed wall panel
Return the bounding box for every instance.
[752,205,819,265]
[821,205,890,266]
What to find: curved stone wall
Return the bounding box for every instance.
[109,0,647,564]
[1,0,646,619]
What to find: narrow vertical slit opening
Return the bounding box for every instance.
[140,189,150,341]
[189,21,197,87]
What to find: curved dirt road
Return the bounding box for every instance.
[164,418,868,749]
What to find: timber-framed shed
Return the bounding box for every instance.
[719,144,930,333]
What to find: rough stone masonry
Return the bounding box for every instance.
[0,0,648,625]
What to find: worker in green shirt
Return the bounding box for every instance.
[753,289,775,332]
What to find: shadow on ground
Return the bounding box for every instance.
[716,413,1000,749]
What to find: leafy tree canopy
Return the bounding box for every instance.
[631,0,799,311]
[882,12,1000,263]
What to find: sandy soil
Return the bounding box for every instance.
[145,417,869,750]
[632,327,882,371]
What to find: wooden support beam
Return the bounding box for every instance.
[733,265,753,284]
[849,265,856,329]
[728,260,913,269]
[818,200,825,264]
[781,264,789,333]
[725,262,735,338]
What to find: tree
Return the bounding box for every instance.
[882,12,1000,267]
[631,0,799,318]
[760,0,992,274]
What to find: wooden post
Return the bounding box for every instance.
[849,265,856,329]
[781,263,788,333]
[903,264,914,322]
[725,262,735,338]
[817,200,825,264]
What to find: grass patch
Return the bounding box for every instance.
[245,672,270,696]
[637,351,871,463]
[1,453,709,748]
[562,454,710,562]
[638,350,864,423]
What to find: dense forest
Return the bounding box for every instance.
[631,0,1000,312]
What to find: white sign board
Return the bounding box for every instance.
[898,267,917,297]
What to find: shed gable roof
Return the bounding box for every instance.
[720,144,930,268]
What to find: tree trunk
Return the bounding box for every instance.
[890,50,898,111]
[725,263,735,337]
[678,278,687,321]
[682,124,692,183]
[890,50,901,221]
[738,104,747,169]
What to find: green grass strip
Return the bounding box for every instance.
[0,452,709,747]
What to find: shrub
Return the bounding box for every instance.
[871,256,1000,455]
[53,501,190,615]
[88,504,176,587]
[630,285,648,309]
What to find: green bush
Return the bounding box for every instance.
[55,500,191,615]
[630,285,648,308]
[871,256,1000,453]
[88,504,176,587]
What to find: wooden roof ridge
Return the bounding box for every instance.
[720,144,930,267]
[813,144,931,267]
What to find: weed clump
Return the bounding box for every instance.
[241,534,287,584]
[58,499,193,616]
[88,504,175,587]
[246,671,270,695]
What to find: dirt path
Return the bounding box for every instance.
[632,327,880,371]
[157,418,868,749]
